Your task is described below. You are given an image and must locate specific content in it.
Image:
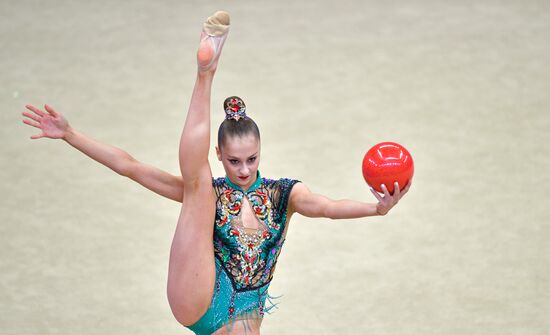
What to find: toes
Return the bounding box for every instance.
[210,11,230,26]
[203,11,230,37]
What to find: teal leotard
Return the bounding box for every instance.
[186,171,299,334]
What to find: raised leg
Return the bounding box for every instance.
[166,11,229,326]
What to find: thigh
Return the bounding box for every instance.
[188,257,264,335]
[167,166,217,326]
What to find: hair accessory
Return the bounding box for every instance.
[224,97,247,121]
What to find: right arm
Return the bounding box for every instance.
[22,104,184,203]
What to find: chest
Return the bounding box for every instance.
[240,197,262,231]
[216,187,282,237]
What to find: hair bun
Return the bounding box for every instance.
[224,96,247,121]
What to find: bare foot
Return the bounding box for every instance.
[197,11,230,72]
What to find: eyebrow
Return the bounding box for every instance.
[227,152,258,160]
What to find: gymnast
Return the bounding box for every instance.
[22,11,411,335]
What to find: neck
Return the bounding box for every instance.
[226,171,261,192]
[241,175,256,192]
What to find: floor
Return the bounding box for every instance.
[1,0,549,334]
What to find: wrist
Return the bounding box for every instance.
[62,127,76,142]
[375,203,386,216]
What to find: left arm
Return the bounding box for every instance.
[288,181,411,219]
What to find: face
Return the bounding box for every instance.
[216,133,261,191]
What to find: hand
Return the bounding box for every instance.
[22,104,70,139]
[370,180,412,216]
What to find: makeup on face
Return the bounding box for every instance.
[218,134,261,191]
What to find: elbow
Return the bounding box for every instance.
[323,202,338,220]
[323,207,334,219]
[115,156,136,177]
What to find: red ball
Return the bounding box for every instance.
[362,142,414,194]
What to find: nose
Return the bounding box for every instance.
[240,165,250,176]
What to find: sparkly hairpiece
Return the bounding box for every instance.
[224,97,247,121]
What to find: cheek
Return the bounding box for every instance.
[228,163,238,172]
[250,160,260,170]
[222,161,233,173]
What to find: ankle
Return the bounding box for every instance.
[197,70,215,80]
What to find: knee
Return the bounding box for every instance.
[167,290,209,326]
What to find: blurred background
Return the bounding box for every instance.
[1,0,549,334]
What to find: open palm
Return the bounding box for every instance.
[22,104,69,139]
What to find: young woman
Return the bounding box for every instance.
[22,11,411,335]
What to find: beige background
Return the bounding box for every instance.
[1,0,549,334]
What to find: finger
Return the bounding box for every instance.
[44,104,59,117]
[394,182,401,199]
[381,183,390,198]
[22,118,41,129]
[30,133,44,140]
[370,187,383,201]
[26,104,45,117]
[22,111,41,122]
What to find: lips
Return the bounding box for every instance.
[238,176,249,180]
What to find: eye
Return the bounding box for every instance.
[229,159,239,165]
[248,157,257,163]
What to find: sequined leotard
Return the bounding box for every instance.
[186,171,299,335]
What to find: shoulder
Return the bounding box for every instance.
[261,177,301,208]
[212,177,226,196]
[286,182,310,216]
[262,177,301,190]
[288,182,310,201]
[212,177,225,186]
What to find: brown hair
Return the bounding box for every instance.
[217,96,260,148]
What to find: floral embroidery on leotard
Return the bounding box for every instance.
[216,189,242,227]
[212,173,299,292]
